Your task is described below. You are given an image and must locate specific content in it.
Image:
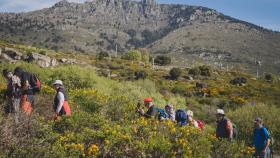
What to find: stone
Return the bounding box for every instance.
[28,52,58,67]
[4,47,23,60]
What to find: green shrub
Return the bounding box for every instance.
[264,73,275,82]
[97,51,109,60]
[169,67,181,80]
[189,67,201,76]
[134,70,148,80]
[122,50,141,61]
[154,55,171,66]
[199,65,212,76]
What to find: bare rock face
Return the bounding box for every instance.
[4,47,23,60]
[59,58,77,64]
[0,53,16,63]
[28,52,58,67]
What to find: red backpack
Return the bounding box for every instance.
[197,120,204,129]
[29,73,41,93]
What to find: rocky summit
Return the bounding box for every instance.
[0,0,280,73]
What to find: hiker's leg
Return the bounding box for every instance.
[4,98,13,114]
[13,98,20,124]
[264,148,270,158]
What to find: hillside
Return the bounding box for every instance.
[0,0,280,73]
[0,41,280,157]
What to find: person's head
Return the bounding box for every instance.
[144,98,153,109]
[165,104,174,113]
[216,109,225,122]
[187,110,194,121]
[254,117,263,128]
[2,69,12,79]
[14,67,24,77]
[53,80,63,90]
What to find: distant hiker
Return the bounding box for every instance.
[138,98,158,118]
[215,109,233,141]
[175,109,188,126]
[2,69,21,116]
[187,110,199,128]
[53,80,71,120]
[165,104,175,121]
[14,67,34,115]
[253,117,271,158]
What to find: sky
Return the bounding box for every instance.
[0,0,279,31]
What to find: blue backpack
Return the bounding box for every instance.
[156,108,168,120]
[175,109,188,126]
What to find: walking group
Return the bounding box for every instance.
[1,67,273,158]
[2,67,71,121]
[137,98,273,158]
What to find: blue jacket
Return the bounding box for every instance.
[253,127,270,151]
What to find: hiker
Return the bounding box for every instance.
[2,69,21,116]
[175,109,188,126]
[187,110,199,128]
[14,67,34,115]
[253,117,271,158]
[53,80,71,120]
[215,109,233,141]
[137,98,158,118]
[165,104,175,121]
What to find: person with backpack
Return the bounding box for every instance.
[138,98,158,119]
[2,69,21,116]
[175,109,188,126]
[165,104,175,121]
[14,67,35,115]
[253,117,271,158]
[215,109,233,141]
[53,80,71,120]
[186,110,199,128]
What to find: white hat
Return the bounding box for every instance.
[187,110,194,117]
[53,80,63,85]
[216,109,225,115]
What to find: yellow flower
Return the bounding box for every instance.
[88,144,99,155]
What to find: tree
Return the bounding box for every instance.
[138,48,150,64]
[122,50,141,61]
[169,68,181,80]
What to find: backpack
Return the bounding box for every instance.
[175,109,188,126]
[261,127,274,156]
[29,73,41,93]
[232,123,238,139]
[156,108,168,120]
[197,120,204,129]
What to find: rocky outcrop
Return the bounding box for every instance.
[27,52,58,68]
[59,58,77,64]
[0,47,58,67]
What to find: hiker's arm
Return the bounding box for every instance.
[227,121,233,141]
[56,92,65,114]
[22,80,30,90]
[143,108,156,118]
[262,136,271,153]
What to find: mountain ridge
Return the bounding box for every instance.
[0,0,279,73]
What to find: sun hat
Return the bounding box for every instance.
[187,110,194,117]
[216,109,225,115]
[53,80,63,85]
